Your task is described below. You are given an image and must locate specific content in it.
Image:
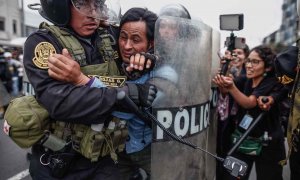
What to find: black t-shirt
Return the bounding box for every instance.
[235,77,283,138]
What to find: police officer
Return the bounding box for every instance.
[24,0,156,179]
[46,5,189,179]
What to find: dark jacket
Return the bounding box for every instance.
[23,26,120,125]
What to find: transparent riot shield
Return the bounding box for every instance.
[150,16,213,179]
[206,28,221,179]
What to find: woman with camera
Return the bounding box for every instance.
[216,45,249,179]
[213,45,285,180]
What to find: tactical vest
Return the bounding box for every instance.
[40,22,128,162]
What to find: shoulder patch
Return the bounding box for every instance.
[33,42,56,69]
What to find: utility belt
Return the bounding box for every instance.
[35,136,76,179]
[41,117,128,163]
[34,118,128,178]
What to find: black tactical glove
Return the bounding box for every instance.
[118,83,157,107]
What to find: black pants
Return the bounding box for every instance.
[117,145,151,180]
[223,138,285,180]
[290,149,300,180]
[29,145,120,180]
[216,117,235,180]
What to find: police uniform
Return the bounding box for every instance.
[24,24,122,179]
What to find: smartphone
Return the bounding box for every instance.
[225,37,246,49]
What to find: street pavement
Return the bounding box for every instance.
[0,118,31,180]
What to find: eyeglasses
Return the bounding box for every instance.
[245,58,263,66]
[71,0,106,19]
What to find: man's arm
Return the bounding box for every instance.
[23,31,117,124]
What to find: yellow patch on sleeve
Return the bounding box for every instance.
[32,42,56,69]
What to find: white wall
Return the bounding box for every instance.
[0,0,21,44]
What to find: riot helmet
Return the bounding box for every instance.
[157,4,191,42]
[158,4,191,20]
[38,0,71,26]
[29,0,120,26]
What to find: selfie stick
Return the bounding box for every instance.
[227,97,268,156]
[220,32,235,75]
[117,91,251,178]
[222,97,269,177]
[116,91,224,162]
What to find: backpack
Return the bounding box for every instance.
[3,95,50,148]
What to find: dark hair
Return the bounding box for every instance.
[241,44,250,57]
[119,8,158,42]
[250,45,276,76]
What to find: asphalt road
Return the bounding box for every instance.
[0,118,31,180]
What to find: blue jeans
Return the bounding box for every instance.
[11,76,19,96]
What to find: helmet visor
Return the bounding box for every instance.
[71,0,120,25]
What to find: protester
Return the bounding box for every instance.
[257,46,299,180]
[0,48,12,116]
[0,48,12,94]
[0,79,11,118]
[23,0,156,179]
[17,54,24,92]
[115,8,157,179]
[216,45,249,180]
[213,45,285,180]
[4,52,21,97]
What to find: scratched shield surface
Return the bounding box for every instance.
[150,16,214,180]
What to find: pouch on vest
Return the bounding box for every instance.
[3,95,50,148]
[72,118,128,162]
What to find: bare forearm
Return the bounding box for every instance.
[228,85,257,109]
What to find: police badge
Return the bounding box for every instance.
[33,42,56,69]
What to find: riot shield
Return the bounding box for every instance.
[206,28,221,178]
[150,16,213,179]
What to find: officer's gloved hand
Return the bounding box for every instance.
[127,83,157,107]
[118,83,157,107]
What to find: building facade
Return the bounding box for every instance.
[280,0,298,45]
[263,0,298,46]
[0,0,22,46]
[0,0,46,47]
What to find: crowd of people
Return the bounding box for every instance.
[214,45,288,180]
[1,0,300,179]
[0,47,23,118]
